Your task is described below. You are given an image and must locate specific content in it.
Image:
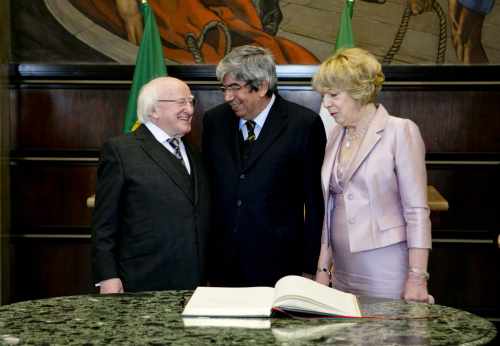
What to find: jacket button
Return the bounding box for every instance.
[236,200,242,207]
[240,174,245,179]
[348,194,354,200]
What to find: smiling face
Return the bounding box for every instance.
[222,74,270,120]
[322,90,363,127]
[150,79,194,137]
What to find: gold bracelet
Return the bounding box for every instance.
[408,267,430,280]
[317,267,331,276]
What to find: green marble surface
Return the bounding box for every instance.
[0,291,496,345]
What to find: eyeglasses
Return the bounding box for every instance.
[157,96,196,107]
[219,82,250,93]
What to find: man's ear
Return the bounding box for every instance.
[258,81,270,97]
[150,106,159,122]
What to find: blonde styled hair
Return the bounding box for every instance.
[312,48,385,105]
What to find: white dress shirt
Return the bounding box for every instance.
[238,94,275,141]
[145,122,191,175]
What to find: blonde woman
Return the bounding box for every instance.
[313,48,433,302]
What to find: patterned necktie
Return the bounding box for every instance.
[245,120,256,142]
[167,138,184,163]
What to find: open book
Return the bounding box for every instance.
[182,275,361,318]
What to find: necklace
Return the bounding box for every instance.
[338,128,364,180]
[342,104,376,149]
[344,129,362,148]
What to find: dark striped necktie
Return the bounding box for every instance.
[167,138,184,162]
[245,120,256,142]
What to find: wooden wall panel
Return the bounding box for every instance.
[379,90,500,153]
[10,163,96,232]
[13,87,500,153]
[12,86,325,152]
[428,165,500,232]
[10,238,95,303]
[15,87,127,150]
[429,243,500,315]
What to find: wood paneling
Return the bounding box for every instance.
[379,90,500,153]
[10,163,96,232]
[10,238,95,303]
[14,85,500,154]
[8,65,500,324]
[429,242,500,316]
[428,165,500,232]
[15,87,127,150]
[0,0,11,306]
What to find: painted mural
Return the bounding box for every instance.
[11,0,500,64]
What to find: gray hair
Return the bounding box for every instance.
[216,45,277,96]
[137,79,161,124]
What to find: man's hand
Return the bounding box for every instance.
[100,278,124,294]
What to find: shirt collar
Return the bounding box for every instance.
[144,122,178,143]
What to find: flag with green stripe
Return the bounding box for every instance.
[334,0,355,52]
[123,0,166,133]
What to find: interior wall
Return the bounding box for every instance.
[0,0,11,305]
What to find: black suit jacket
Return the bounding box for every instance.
[202,94,326,286]
[92,125,210,291]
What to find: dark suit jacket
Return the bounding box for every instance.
[202,94,326,286]
[92,125,210,291]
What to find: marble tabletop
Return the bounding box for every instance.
[0,291,496,345]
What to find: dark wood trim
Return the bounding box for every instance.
[10,64,500,83]
[432,229,497,241]
[10,226,92,235]
[426,152,500,162]
[9,150,500,162]
[10,149,101,158]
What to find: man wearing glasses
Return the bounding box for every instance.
[92,77,210,293]
[202,45,326,287]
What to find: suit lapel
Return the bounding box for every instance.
[136,126,194,203]
[228,115,243,171]
[185,142,199,205]
[343,106,387,184]
[243,95,288,171]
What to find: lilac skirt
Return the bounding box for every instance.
[331,193,408,299]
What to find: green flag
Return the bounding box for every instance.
[334,0,355,52]
[123,1,167,133]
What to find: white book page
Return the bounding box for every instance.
[182,286,275,317]
[182,317,271,329]
[273,276,361,317]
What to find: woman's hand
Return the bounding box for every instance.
[403,272,431,303]
[406,249,432,302]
